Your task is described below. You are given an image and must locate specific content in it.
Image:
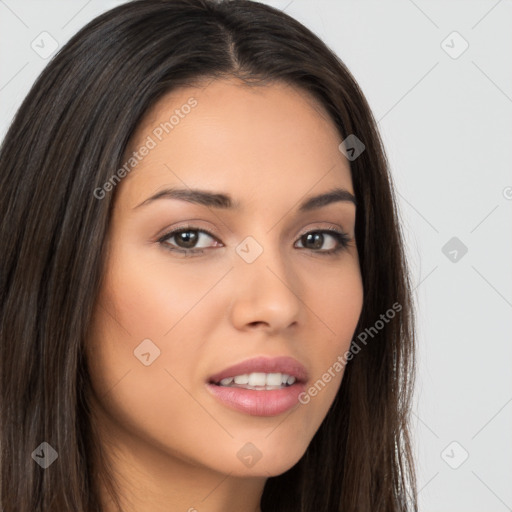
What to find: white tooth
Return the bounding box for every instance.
[225,372,295,388]
[248,372,267,386]
[234,374,249,385]
[266,373,282,386]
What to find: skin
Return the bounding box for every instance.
[86,77,364,512]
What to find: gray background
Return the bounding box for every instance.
[1,1,511,510]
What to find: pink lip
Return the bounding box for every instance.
[206,383,306,416]
[207,356,308,384]
[205,356,309,417]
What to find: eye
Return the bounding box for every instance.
[158,226,221,255]
[294,228,351,255]
[158,225,351,257]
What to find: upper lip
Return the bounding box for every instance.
[208,356,308,384]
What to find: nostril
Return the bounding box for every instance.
[248,321,267,328]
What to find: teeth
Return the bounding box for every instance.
[218,372,296,388]
[266,373,282,386]
[248,372,266,386]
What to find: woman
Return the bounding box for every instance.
[0,0,418,510]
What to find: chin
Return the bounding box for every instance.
[211,437,309,478]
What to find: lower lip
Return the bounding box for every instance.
[206,382,306,417]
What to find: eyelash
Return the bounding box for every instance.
[157,225,351,257]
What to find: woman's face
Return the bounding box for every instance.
[87,78,363,479]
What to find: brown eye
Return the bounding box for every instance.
[173,230,199,249]
[159,227,221,252]
[301,232,325,250]
[295,229,350,255]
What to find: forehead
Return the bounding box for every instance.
[117,78,353,210]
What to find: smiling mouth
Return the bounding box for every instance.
[206,374,306,417]
[210,371,297,390]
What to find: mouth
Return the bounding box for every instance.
[210,371,299,391]
[205,356,308,417]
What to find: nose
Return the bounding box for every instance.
[228,240,302,334]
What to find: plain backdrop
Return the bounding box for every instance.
[1,1,511,511]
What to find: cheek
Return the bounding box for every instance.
[86,241,228,410]
[331,280,364,352]
[298,262,363,410]
[307,258,364,350]
[85,252,219,463]
[99,240,227,340]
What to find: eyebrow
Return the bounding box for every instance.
[133,186,357,211]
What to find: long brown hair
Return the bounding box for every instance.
[0,1,417,510]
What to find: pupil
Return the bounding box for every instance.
[305,232,323,249]
[178,230,197,248]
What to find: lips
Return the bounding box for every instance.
[205,356,309,416]
[207,356,308,384]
